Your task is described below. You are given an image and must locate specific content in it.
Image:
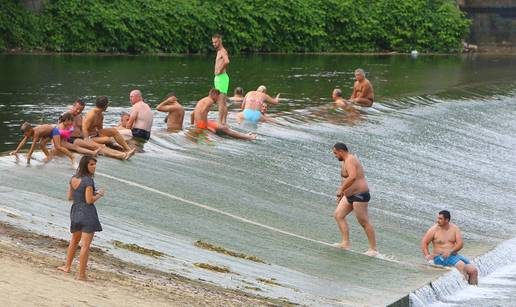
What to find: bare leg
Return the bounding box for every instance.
[353,201,377,253]
[98,128,132,151]
[217,94,228,126]
[353,98,373,107]
[78,232,94,281]
[53,135,75,165]
[465,264,479,285]
[39,137,51,161]
[58,231,81,273]
[90,136,113,145]
[334,197,354,249]
[217,127,256,141]
[98,146,130,160]
[62,141,100,156]
[73,139,101,151]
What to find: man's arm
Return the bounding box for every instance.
[421,226,436,260]
[337,159,357,197]
[350,82,359,100]
[82,112,93,139]
[127,106,138,129]
[452,226,464,254]
[157,98,180,113]
[221,49,230,69]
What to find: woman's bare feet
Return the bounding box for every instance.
[77,275,88,281]
[364,249,378,257]
[332,242,351,250]
[57,266,71,273]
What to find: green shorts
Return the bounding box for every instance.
[214,72,229,94]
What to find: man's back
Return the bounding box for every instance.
[131,101,154,131]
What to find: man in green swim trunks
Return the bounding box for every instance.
[212,33,230,125]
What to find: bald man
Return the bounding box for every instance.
[126,89,154,140]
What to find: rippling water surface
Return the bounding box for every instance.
[0,54,515,306]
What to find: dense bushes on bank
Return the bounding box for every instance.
[0,0,469,53]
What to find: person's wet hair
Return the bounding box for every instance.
[96,96,109,109]
[75,155,97,178]
[212,33,222,39]
[209,88,221,96]
[20,122,32,133]
[333,142,348,152]
[120,112,129,118]
[257,85,267,93]
[355,68,366,76]
[333,89,342,97]
[439,210,451,221]
[59,112,74,123]
[75,98,86,106]
[234,87,243,96]
[167,92,176,99]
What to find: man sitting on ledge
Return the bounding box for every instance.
[421,210,478,285]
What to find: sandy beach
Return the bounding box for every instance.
[0,222,288,306]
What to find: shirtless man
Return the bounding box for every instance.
[126,90,154,140]
[192,89,256,141]
[238,85,280,123]
[346,68,374,107]
[156,92,184,131]
[332,142,377,256]
[67,99,128,160]
[421,210,478,285]
[82,96,135,158]
[212,33,230,125]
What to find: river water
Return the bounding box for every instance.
[0,54,515,306]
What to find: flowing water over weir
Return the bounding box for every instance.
[0,54,515,306]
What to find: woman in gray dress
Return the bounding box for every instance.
[58,155,105,281]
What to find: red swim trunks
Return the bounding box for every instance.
[196,120,219,132]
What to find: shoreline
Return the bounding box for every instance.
[0,221,290,306]
[2,50,515,57]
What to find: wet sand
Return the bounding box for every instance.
[0,222,289,306]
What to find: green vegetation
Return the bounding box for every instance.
[1,0,469,53]
[194,240,266,263]
[193,262,231,273]
[112,240,164,258]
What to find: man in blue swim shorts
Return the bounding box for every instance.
[421,210,478,285]
[212,33,230,126]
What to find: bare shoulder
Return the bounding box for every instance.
[426,224,438,235]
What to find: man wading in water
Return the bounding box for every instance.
[332,142,378,256]
[212,33,230,126]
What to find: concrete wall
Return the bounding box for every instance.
[458,0,516,51]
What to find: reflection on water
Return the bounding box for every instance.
[0,54,516,305]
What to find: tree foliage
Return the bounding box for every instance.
[1,0,470,53]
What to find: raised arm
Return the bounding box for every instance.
[264,93,280,105]
[157,98,179,112]
[421,226,436,260]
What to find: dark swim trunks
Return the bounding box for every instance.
[346,191,371,204]
[131,128,151,140]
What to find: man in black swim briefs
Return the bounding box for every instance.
[332,142,378,256]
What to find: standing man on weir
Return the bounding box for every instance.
[332,142,377,256]
[212,33,230,125]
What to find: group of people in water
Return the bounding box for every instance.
[8,34,478,285]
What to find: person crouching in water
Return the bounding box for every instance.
[58,156,104,281]
[10,120,75,165]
